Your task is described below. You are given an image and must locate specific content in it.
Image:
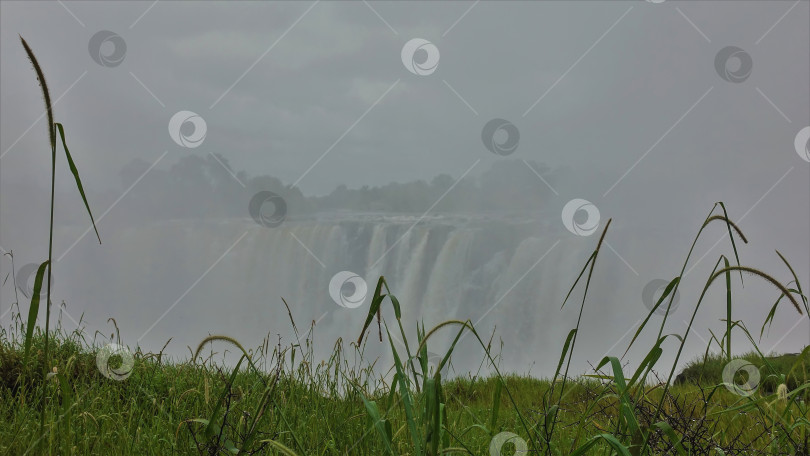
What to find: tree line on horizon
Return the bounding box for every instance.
[112,154,567,221]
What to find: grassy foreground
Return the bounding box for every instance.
[1,323,810,455]
[1,324,809,455]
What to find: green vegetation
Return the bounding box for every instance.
[11,35,100,454]
[4,36,810,455]
[1,313,810,454]
[675,350,810,394]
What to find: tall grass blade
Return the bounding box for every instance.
[560,254,594,310]
[204,355,245,442]
[358,396,396,455]
[762,251,810,338]
[547,219,612,454]
[22,260,49,364]
[715,202,745,283]
[357,276,400,344]
[775,250,809,312]
[54,123,100,243]
[241,373,280,451]
[623,277,679,358]
[554,329,577,380]
[385,325,422,455]
[413,319,534,452]
[54,372,73,454]
[489,377,503,435]
[724,256,732,361]
[424,376,442,455]
[19,36,59,449]
[708,266,802,315]
[627,337,666,390]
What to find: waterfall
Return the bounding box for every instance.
[396,228,430,315]
[419,230,475,331]
[45,215,693,377]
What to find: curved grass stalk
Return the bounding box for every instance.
[625,204,748,425]
[546,218,612,454]
[648,204,747,356]
[356,276,421,393]
[622,203,758,453]
[701,214,748,244]
[192,334,305,453]
[708,266,802,315]
[193,334,251,363]
[761,251,810,340]
[409,319,536,454]
[19,36,101,448]
[652,204,747,349]
[645,258,802,454]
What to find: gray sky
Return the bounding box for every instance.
[1,1,808,374]
[1,1,805,194]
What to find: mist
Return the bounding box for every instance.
[1,0,808,379]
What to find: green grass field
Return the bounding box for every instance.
[2,324,810,455]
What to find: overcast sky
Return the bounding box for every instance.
[1,1,808,371]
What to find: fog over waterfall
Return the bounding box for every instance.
[1,1,808,379]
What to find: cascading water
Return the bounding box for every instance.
[45,214,696,377]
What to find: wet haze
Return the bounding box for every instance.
[1,1,808,377]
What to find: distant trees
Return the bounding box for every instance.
[118,153,249,220]
[117,154,560,221]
